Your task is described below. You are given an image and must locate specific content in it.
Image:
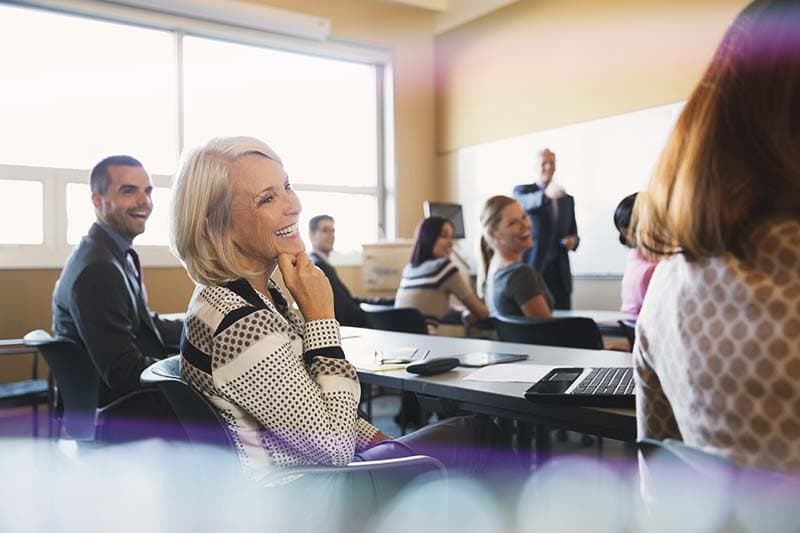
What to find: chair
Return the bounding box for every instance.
[0,338,51,437]
[491,315,603,350]
[359,305,431,431]
[636,438,800,531]
[23,329,162,443]
[618,319,636,349]
[361,305,429,335]
[492,315,603,452]
[141,356,447,484]
[358,302,395,313]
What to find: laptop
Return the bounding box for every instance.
[524,367,635,408]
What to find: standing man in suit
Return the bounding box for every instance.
[513,148,579,309]
[52,155,182,436]
[308,214,369,327]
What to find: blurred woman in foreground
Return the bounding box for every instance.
[634,0,800,472]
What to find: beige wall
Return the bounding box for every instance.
[435,0,749,153]
[247,0,443,237]
[434,0,749,307]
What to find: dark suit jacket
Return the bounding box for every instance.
[512,183,579,294]
[52,223,182,406]
[309,251,368,328]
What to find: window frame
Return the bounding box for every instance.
[1,0,393,269]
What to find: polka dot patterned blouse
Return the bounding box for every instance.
[180,278,378,480]
[635,219,800,472]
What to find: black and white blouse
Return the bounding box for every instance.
[180,278,378,479]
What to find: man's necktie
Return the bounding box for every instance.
[126,248,148,303]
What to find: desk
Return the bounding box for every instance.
[342,327,635,444]
[552,309,626,337]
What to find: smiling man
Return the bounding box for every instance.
[308,214,369,327]
[52,155,182,439]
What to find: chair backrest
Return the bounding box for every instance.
[491,316,603,350]
[637,438,741,530]
[618,319,636,347]
[23,329,100,441]
[362,307,429,335]
[359,302,395,314]
[140,356,236,450]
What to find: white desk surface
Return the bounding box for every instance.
[341,326,635,440]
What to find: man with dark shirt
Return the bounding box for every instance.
[308,215,370,327]
[52,155,182,437]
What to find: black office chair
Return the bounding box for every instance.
[492,315,603,450]
[359,305,431,432]
[0,338,51,437]
[141,356,447,486]
[23,329,165,443]
[361,306,429,335]
[618,319,636,350]
[491,315,604,350]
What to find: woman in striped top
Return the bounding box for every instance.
[394,217,489,334]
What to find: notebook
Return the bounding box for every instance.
[457,352,528,368]
[524,367,635,408]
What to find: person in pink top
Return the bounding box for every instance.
[614,193,656,321]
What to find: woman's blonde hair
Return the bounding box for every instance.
[477,195,518,295]
[636,0,800,263]
[170,136,283,286]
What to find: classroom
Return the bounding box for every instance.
[0,1,797,531]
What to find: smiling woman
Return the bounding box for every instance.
[170,136,371,476]
[168,136,510,493]
[479,195,554,318]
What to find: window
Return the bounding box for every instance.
[0,2,389,267]
[297,191,379,257]
[456,102,684,276]
[0,180,43,245]
[0,4,177,173]
[183,36,379,190]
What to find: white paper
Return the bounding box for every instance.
[345,343,420,372]
[463,363,554,383]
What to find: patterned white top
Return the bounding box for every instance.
[180,278,379,480]
[635,219,800,472]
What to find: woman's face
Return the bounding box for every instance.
[490,202,533,255]
[432,222,455,259]
[228,153,303,269]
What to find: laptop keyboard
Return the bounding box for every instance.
[572,367,634,396]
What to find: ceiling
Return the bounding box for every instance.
[377,0,519,34]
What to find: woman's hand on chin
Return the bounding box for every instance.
[277,252,335,321]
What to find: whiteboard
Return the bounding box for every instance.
[455,102,684,276]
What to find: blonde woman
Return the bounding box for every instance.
[634,0,800,472]
[170,136,504,484]
[479,195,553,318]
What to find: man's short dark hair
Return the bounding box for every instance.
[90,155,143,195]
[309,214,334,233]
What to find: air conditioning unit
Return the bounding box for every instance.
[106,0,331,40]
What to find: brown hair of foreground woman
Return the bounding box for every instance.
[636,0,800,263]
